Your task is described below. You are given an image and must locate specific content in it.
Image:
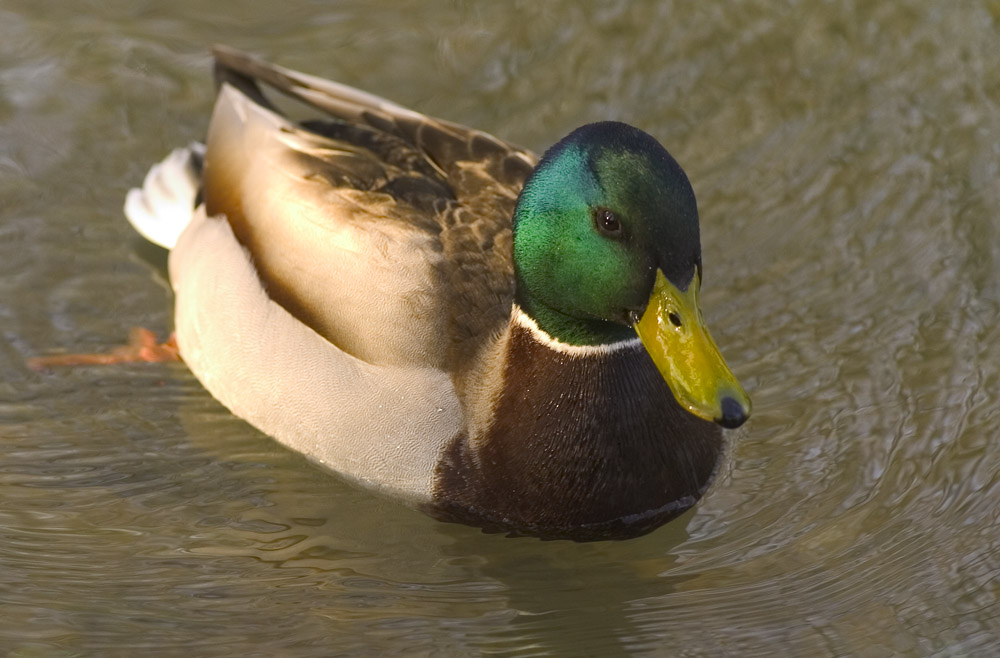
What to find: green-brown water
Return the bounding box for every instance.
[3,2,999,656]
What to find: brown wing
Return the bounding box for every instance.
[203,47,537,369]
[211,46,536,194]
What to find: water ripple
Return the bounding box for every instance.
[2,1,1000,656]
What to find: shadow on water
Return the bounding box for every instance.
[167,397,704,657]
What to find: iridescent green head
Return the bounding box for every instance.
[512,121,751,428]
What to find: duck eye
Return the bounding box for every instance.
[594,208,622,237]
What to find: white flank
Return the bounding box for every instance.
[512,305,642,356]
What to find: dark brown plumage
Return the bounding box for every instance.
[429,321,722,541]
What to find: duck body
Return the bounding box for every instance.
[126,47,748,541]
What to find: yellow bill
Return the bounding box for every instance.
[634,270,751,428]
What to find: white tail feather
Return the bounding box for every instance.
[124,143,205,249]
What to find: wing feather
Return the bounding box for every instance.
[201,48,538,371]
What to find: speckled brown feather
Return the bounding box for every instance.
[207,46,536,373]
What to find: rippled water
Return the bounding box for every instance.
[3,1,1000,655]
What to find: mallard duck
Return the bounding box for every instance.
[123,46,750,541]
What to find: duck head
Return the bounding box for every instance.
[512,121,750,428]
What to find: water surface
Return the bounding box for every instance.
[2,1,999,655]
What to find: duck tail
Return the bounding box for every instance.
[123,142,205,249]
